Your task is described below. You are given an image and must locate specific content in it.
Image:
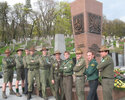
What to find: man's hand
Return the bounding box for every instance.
[31,60,34,62]
[51,80,55,84]
[86,65,88,68]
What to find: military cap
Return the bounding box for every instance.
[5,49,11,54]
[99,45,109,52]
[29,47,36,51]
[76,48,83,54]
[40,47,49,51]
[16,48,24,52]
[53,50,61,55]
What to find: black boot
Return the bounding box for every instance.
[22,87,25,94]
[27,92,31,100]
[39,90,42,98]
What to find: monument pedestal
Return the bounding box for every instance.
[70,0,102,62]
[45,85,125,100]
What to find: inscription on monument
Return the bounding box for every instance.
[77,44,84,48]
[73,13,84,34]
[88,13,101,34]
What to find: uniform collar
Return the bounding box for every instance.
[89,58,95,63]
[103,54,109,59]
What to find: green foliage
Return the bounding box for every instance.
[0,56,4,71]
[65,38,74,51]
[102,16,125,37]
[54,2,72,35]
[70,53,76,59]
[110,47,123,54]
[114,87,125,91]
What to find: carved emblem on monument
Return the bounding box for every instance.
[73,13,84,34]
[88,13,101,34]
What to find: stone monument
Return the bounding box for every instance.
[70,0,102,62]
[55,34,66,60]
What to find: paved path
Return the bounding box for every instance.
[0,87,56,100]
[0,74,56,100]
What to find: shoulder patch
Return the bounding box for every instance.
[91,64,95,67]
[105,57,109,60]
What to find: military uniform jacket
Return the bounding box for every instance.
[97,54,114,78]
[60,58,74,76]
[73,57,86,77]
[39,55,51,70]
[85,59,98,80]
[2,56,15,72]
[27,54,39,69]
[23,55,29,68]
[51,59,63,80]
[15,55,24,69]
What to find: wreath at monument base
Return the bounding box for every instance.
[114,68,125,89]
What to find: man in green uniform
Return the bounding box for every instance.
[51,50,64,100]
[2,49,16,99]
[60,51,74,100]
[97,45,114,100]
[23,48,30,95]
[27,47,40,100]
[15,48,25,97]
[85,51,98,100]
[73,48,86,100]
[39,47,55,100]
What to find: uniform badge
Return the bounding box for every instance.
[101,59,105,62]
[91,64,95,67]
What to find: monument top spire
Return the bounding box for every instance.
[25,0,31,8]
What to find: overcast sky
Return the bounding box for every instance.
[0,0,125,22]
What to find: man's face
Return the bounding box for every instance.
[25,50,29,55]
[76,53,82,60]
[100,51,108,58]
[30,51,34,55]
[87,52,94,61]
[17,51,22,56]
[64,53,70,59]
[55,54,60,60]
[6,53,10,57]
[42,50,47,56]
